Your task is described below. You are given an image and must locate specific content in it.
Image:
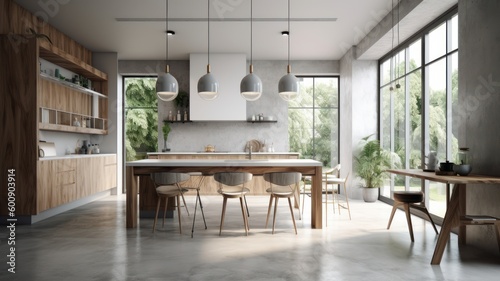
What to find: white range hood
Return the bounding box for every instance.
[189,53,246,121]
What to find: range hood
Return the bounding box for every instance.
[189,53,246,121]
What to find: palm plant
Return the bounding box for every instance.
[354,135,399,188]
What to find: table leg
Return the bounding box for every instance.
[126,166,138,228]
[431,183,464,264]
[311,166,323,229]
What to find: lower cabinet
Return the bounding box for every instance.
[37,155,116,213]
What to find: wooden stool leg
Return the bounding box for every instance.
[219,197,227,236]
[153,197,161,233]
[288,197,297,235]
[176,195,182,234]
[265,195,273,228]
[239,197,249,236]
[403,203,415,242]
[272,197,279,234]
[420,206,439,234]
[163,197,168,228]
[387,202,401,229]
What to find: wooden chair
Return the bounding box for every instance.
[322,164,341,225]
[214,172,253,236]
[150,172,190,234]
[327,172,351,220]
[263,172,302,234]
[387,191,439,242]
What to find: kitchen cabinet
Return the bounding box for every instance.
[0,34,110,217]
[37,159,77,213]
[38,41,109,135]
[37,155,116,213]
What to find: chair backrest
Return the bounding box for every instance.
[150,172,190,186]
[323,164,341,177]
[264,172,302,193]
[263,172,302,186]
[214,172,253,186]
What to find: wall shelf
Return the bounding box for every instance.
[163,120,193,124]
[247,120,278,123]
[39,107,107,135]
[39,41,107,81]
[40,72,107,98]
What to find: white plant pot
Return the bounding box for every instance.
[362,187,379,202]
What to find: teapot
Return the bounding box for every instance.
[204,145,215,152]
[425,151,439,171]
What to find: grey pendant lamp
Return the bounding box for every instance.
[240,0,263,101]
[198,0,219,101]
[156,0,178,101]
[278,0,299,101]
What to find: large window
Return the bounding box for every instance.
[124,77,158,161]
[379,9,458,218]
[289,76,339,167]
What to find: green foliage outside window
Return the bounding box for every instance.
[289,78,339,167]
[125,78,158,161]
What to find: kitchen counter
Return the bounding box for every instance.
[147,152,300,155]
[38,153,116,161]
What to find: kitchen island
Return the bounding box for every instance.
[138,152,302,217]
[126,158,323,229]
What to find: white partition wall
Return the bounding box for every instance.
[190,53,246,121]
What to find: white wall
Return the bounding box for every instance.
[92,52,122,193]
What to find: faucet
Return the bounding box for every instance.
[246,143,252,159]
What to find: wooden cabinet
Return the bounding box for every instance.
[37,159,77,213]
[38,41,109,135]
[37,155,116,214]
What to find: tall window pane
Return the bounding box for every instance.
[408,39,422,71]
[427,22,447,62]
[289,77,339,167]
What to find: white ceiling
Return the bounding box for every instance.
[13,0,457,61]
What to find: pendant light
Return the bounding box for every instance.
[156,0,178,101]
[278,0,299,101]
[240,0,263,101]
[198,0,219,100]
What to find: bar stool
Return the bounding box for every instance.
[387,191,439,242]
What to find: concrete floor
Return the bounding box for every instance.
[1,194,500,281]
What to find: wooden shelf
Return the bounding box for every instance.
[163,120,193,123]
[40,72,107,98]
[39,41,107,81]
[247,120,277,123]
[39,123,107,135]
[39,107,107,135]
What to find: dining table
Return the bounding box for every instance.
[386,169,500,265]
[126,158,324,229]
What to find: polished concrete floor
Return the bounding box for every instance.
[1,194,500,281]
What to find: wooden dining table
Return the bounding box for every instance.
[386,169,500,265]
[126,159,324,229]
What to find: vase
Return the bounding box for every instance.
[162,139,170,152]
[362,187,379,202]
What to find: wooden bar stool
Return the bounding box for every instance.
[387,191,439,242]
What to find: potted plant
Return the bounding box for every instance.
[162,122,171,152]
[354,135,399,202]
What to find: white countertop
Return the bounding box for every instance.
[147,152,300,155]
[127,158,321,167]
[39,153,116,161]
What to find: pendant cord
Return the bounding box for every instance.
[166,0,169,67]
[390,0,394,85]
[287,0,290,67]
[207,0,210,67]
[250,0,253,66]
[396,0,400,80]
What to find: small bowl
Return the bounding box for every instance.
[453,164,472,176]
